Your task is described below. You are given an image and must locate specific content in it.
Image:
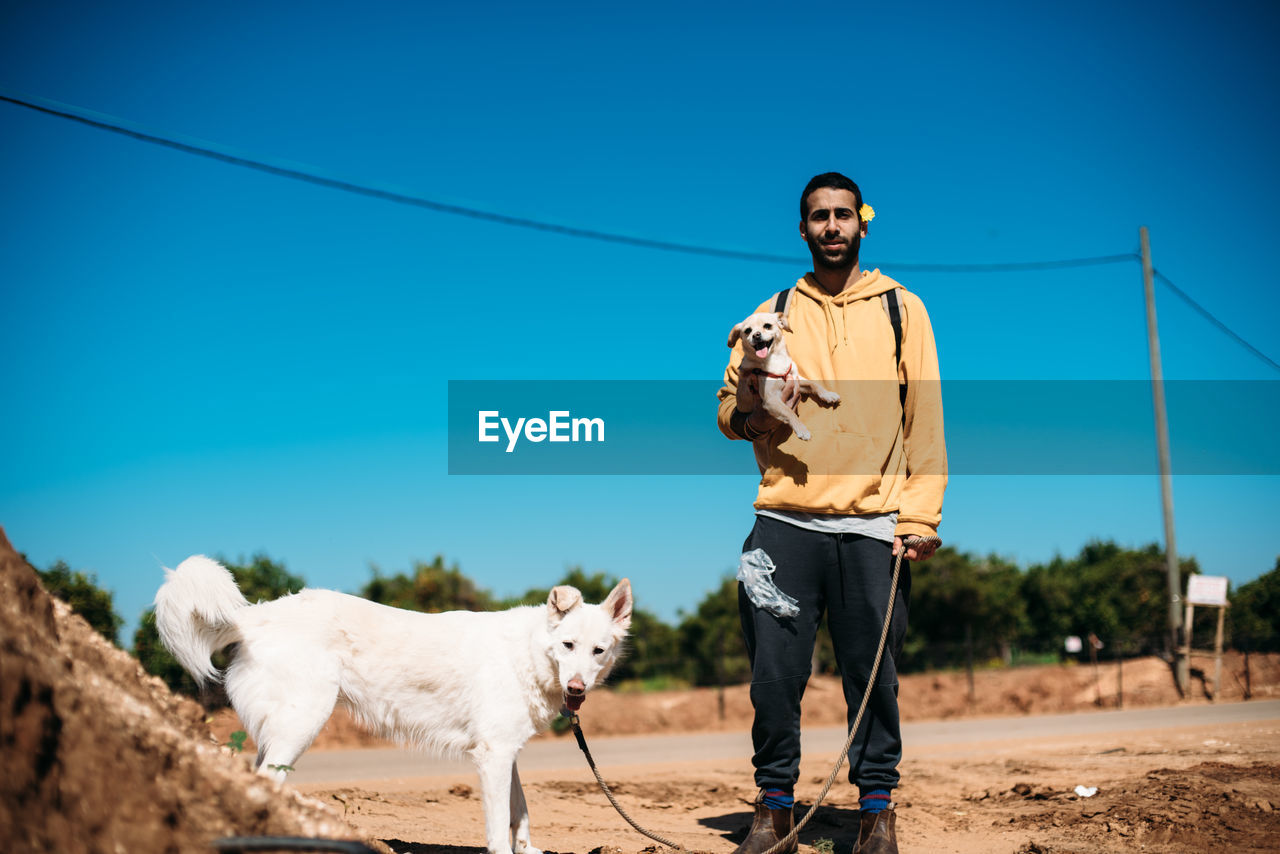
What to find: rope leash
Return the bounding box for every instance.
[570,535,940,853]
[569,714,688,850]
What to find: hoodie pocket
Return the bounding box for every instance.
[824,431,874,477]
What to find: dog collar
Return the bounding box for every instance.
[750,364,794,381]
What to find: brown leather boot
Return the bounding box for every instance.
[853,806,897,854]
[731,790,796,854]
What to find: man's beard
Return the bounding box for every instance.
[807,231,861,271]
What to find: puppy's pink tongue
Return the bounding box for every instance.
[755,347,769,358]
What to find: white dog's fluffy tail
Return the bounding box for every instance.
[154,554,248,685]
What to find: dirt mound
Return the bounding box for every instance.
[0,527,378,853]
[982,761,1280,852]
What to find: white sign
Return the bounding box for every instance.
[1064,635,1083,654]
[1187,575,1229,607]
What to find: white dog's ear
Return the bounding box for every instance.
[601,578,633,638]
[727,323,743,348]
[775,312,791,332]
[547,585,583,625]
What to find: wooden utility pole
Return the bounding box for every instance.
[1141,226,1188,696]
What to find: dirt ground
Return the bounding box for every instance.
[3,523,1278,853]
[295,719,1280,854]
[213,639,1280,853]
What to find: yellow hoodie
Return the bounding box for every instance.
[717,269,947,538]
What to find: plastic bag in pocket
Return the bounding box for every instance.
[736,548,799,619]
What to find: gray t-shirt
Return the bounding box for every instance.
[755,508,898,542]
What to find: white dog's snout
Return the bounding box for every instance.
[566,677,586,695]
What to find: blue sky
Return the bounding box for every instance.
[2,1,1278,641]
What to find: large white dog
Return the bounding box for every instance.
[155,555,632,854]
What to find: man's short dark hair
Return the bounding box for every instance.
[800,172,863,220]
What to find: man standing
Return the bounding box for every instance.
[717,173,947,854]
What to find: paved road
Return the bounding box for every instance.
[287,699,1280,785]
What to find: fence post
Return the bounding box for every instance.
[1244,642,1252,700]
[1184,600,1195,693]
[715,634,726,721]
[1116,636,1123,710]
[965,623,975,703]
[1213,605,1225,700]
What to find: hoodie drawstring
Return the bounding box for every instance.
[802,270,880,353]
[821,299,838,353]
[819,294,851,352]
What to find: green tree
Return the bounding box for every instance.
[902,547,1026,671]
[133,553,305,698]
[359,555,493,612]
[677,575,750,687]
[1020,541,1197,658]
[37,560,124,645]
[505,566,617,607]
[1020,560,1074,654]
[1229,557,1280,652]
[231,552,307,603]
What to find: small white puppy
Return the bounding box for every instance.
[155,555,632,854]
[728,311,840,440]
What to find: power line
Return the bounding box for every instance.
[0,90,1135,272]
[1153,269,1280,373]
[1,91,800,265]
[3,90,1277,371]
[876,254,1138,273]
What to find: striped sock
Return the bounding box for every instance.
[858,788,892,814]
[762,788,794,810]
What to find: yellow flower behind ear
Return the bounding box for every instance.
[860,203,876,223]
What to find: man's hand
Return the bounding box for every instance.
[893,536,939,561]
[745,372,800,433]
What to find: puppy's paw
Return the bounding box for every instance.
[818,391,841,406]
[513,845,542,854]
[794,425,811,441]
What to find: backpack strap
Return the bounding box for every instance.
[772,287,794,318]
[881,289,907,411]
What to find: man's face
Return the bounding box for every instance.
[800,187,866,270]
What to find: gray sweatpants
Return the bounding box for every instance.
[737,514,910,792]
